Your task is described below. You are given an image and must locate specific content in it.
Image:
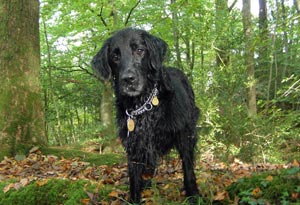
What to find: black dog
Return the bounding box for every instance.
[92,28,199,204]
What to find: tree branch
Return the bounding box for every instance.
[46,64,99,80]
[98,4,108,27]
[228,0,238,12]
[124,0,141,26]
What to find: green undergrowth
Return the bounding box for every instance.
[0,179,110,205]
[226,167,300,205]
[0,178,203,205]
[40,146,125,166]
[1,146,300,204]
[1,168,300,205]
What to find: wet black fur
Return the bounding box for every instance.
[92,28,200,204]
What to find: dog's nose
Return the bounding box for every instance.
[121,73,136,85]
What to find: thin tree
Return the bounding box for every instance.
[96,1,117,141]
[0,0,47,158]
[215,0,230,67]
[170,0,183,69]
[258,0,271,103]
[96,0,141,147]
[242,0,257,117]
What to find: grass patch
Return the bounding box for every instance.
[40,146,125,166]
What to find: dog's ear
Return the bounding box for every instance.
[143,32,174,93]
[143,32,168,70]
[91,40,111,81]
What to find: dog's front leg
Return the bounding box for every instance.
[128,159,144,204]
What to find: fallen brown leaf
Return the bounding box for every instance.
[292,192,299,200]
[109,190,120,198]
[214,191,228,201]
[3,183,14,193]
[292,159,299,167]
[110,199,122,205]
[142,189,154,198]
[80,198,90,205]
[252,187,262,198]
[36,179,48,186]
[266,175,273,181]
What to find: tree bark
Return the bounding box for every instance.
[99,0,117,143]
[100,82,114,137]
[280,0,289,79]
[242,0,257,117]
[258,0,270,103]
[258,0,269,72]
[215,0,230,67]
[171,0,183,69]
[0,0,47,158]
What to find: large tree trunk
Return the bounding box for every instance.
[0,0,47,158]
[242,0,257,117]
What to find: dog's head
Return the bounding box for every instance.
[91,28,167,97]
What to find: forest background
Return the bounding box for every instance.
[0,0,300,204]
[40,0,299,163]
[2,0,300,164]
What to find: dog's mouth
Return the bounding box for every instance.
[120,82,145,97]
[119,67,146,97]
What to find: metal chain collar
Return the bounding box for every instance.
[125,86,159,118]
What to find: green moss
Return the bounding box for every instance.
[0,179,97,205]
[40,147,124,166]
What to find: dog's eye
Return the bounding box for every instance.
[136,48,145,56]
[111,54,120,63]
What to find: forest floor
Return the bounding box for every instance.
[0,146,300,205]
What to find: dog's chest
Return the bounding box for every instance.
[119,105,175,152]
[127,108,161,137]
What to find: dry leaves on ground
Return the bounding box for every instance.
[0,147,298,204]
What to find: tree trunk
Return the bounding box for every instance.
[100,82,114,137]
[280,0,289,80]
[242,0,257,117]
[258,0,269,76]
[0,0,47,158]
[295,0,300,14]
[99,0,117,145]
[258,0,270,104]
[215,0,230,67]
[171,0,183,69]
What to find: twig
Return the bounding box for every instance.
[124,0,141,26]
[98,3,108,27]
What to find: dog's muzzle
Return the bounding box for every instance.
[120,71,144,96]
